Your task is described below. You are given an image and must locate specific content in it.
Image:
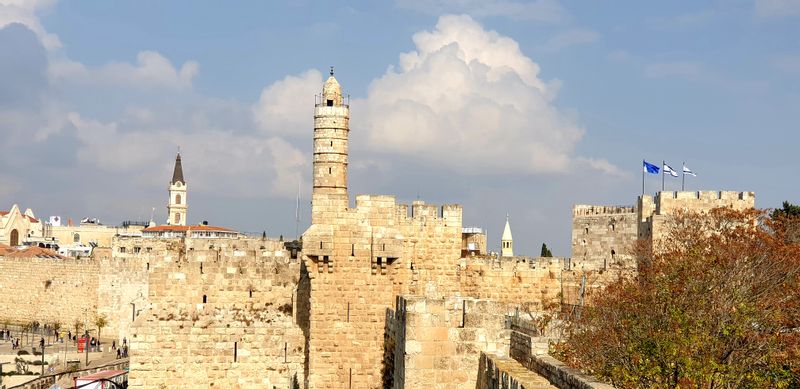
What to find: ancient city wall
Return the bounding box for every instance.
[571,205,637,270]
[387,296,515,389]
[0,255,99,330]
[302,197,463,388]
[127,249,305,389]
[458,257,564,311]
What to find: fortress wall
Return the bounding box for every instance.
[458,257,564,311]
[571,210,638,270]
[96,256,149,342]
[390,296,514,389]
[127,251,304,389]
[0,255,99,329]
[303,199,464,388]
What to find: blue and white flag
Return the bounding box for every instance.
[643,160,660,174]
[663,163,679,177]
[682,164,696,177]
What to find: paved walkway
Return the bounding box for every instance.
[0,331,124,388]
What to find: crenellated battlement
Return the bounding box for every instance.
[573,204,635,216]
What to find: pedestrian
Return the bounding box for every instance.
[112,340,116,350]
[116,348,121,359]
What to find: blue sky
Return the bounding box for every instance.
[1,0,798,256]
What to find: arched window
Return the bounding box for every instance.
[174,213,180,224]
[73,233,80,243]
[175,194,181,205]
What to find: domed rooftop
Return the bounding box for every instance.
[322,67,343,106]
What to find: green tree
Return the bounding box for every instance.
[540,243,553,257]
[557,208,800,388]
[772,201,800,218]
[94,314,108,344]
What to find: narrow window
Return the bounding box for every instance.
[176,194,181,205]
[73,233,80,243]
[249,289,253,298]
[351,244,355,256]
[611,249,616,259]
[330,141,333,147]
[203,295,207,304]
[200,263,203,274]
[174,213,180,224]
[120,247,126,253]
[584,227,589,234]
[329,167,332,174]
[234,341,238,362]
[146,262,149,270]
[319,241,323,249]
[327,99,333,106]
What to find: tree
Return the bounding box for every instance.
[540,243,553,257]
[557,208,800,388]
[772,201,800,219]
[94,314,108,344]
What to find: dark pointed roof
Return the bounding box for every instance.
[171,153,184,184]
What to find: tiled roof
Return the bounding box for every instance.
[142,225,235,233]
[0,243,14,255]
[6,246,66,259]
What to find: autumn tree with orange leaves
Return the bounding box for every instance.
[557,207,800,388]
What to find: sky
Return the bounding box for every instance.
[0,0,798,256]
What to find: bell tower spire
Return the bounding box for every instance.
[167,152,187,226]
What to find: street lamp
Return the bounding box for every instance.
[84,330,89,367]
[40,337,45,376]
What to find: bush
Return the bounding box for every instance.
[16,350,29,356]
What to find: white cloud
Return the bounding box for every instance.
[355,14,599,175]
[66,112,308,199]
[252,70,323,136]
[543,28,599,50]
[49,51,199,90]
[0,0,61,50]
[755,0,800,18]
[395,0,566,22]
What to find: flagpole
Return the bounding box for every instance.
[681,162,685,191]
[661,160,665,192]
[642,161,645,195]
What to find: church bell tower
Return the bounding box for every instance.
[167,153,187,226]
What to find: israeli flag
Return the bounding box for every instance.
[663,163,679,177]
[683,165,696,177]
[643,160,660,174]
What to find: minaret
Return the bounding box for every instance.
[166,153,187,226]
[501,214,514,257]
[311,67,350,224]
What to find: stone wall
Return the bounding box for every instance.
[0,255,98,329]
[459,256,564,311]
[302,197,463,388]
[571,206,637,270]
[127,248,305,388]
[387,296,515,389]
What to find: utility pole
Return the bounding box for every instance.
[40,337,45,376]
[84,330,89,367]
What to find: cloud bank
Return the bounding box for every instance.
[355,15,595,174]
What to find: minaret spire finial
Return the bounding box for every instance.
[330,66,334,76]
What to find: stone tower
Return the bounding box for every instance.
[501,214,514,257]
[311,68,350,224]
[166,153,187,226]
